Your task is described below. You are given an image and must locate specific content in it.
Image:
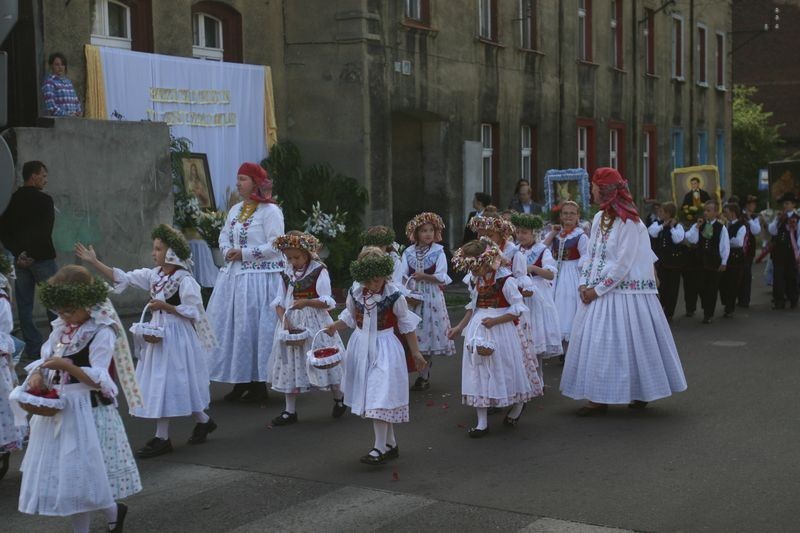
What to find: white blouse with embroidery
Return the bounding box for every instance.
[219,202,285,274]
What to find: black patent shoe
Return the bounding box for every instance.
[136,437,173,458]
[503,404,527,427]
[359,448,386,465]
[271,411,298,426]
[332,398,347,419]
[109,502,128,532]
[468,427,490,438]
[188,418,217,444]
[223,383,249,402]
[384,444,399,460]
[0,451,9,481]
[240,382,269,403]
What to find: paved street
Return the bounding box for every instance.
[2,266,798,532]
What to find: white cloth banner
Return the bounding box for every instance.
[98,47,266,208]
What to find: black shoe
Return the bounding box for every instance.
[187,418,217,444]
[359,448,386,465]
[628,400,649,410]
[240,382,269,403]
[410,377,430,391]
[271,411,298,426]
[385,444,400,460]
[109,502,128,532]
[223,383,249,402]
[0,451,9,481]
[702,317,712,324]
[332,398,347,419]
[468,427,490,438]
[503,404,527,427]
[136,437,173,458]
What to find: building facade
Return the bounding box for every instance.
[3,0,732,245]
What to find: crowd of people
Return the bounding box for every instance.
[18,160,799,531]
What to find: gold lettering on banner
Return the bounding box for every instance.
[149,87,232,105]
[147,86,236,127]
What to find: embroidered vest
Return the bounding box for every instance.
[653,226,686,270]
[352,291,401,330]
[281,265,324,300]
[552,234,582,261]
[476,276,512,309]
[698,221,723,270]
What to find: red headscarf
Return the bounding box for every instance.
[238,162,276,204]
[592,167,640,223]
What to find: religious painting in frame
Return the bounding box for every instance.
[768,160,800,206]
[543,168,590,213]
[671,165,721,222]
[180,152,216,210]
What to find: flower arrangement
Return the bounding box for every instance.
[349,254,395,282]
[468,214,515,237]
[39,277,109,311]
[174,193,202,230]
[302,202,347,240]
[273,232,321,254]
[680,204,701,223]
[194,209,228,249]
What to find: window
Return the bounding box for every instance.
[715,31,726,89]
[479,0,498,41]
[671,128,684,170]
[610,0,623,69]
[697,130,708,164]
[578,0,593,61]
[521,125,534,182]
[671,14,684,79]
[643,125,657,199]
[609,124,625,176]
[405,0,430,24]
[644,8,655,75]
[716,130,726,188]
[481,123,494,195]
[91,0,132,49]
[193,13,223,60]
[520,0,537,50]
[697,23,708,86]
[577,119,596,173]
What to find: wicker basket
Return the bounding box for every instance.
[130,306,165,344]
[280,313,311,347]
[20,402,62,417]
[306,330,343,370]
[519,286,534,297]
[10,385,65,417]
[404,278,424,308]
[468,327,496,357]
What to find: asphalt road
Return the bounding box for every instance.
[2,265,798,532]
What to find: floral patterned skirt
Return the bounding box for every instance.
[93,404,142,500]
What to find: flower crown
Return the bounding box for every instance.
[152,224,191,260]
[39,277,110,311]
[0,254,11,276]
[273,232,321,254]
[361,226,396,247]
[405,212,445,243]
[451,237,502,273]
[350,254,395,282]
[510,213,544,230]
[468,215,515,237]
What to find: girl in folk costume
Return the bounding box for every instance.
[207,162,285,403]
[76,225,217,459]
[560,168,687,416]
[648,202,686,322]
[270,231,346,425]
[362,225,404,286]
[447,239,543,437]
[10,266,143,533]
[543,201,589,350]
[511,213,564,362]
[401,213,456,391]
[0,255,24,480]
[324,248,426,466]
[468,207,527,279]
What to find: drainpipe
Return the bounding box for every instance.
[631,0,639,198]
[557,0,564,168]
[689,0,695,165]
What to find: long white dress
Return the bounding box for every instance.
[206,202,285,383]
[269,261,344,392]
[113,267,211,418]
[461,269,543,408]
[0,291,24,453]
[15,321,119,516]
[339,283,420,423]
[560,212,688,403]
[400,244,456,356]
[517,243,564,358]
[551,227,589,342]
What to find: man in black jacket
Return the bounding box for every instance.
[0,161,58,357]
[462,192,492,245]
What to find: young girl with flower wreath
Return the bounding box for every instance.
[468,207,527,279]
[269,231,346,425]
[361,225,404,286]
[511,213,564,366]
[10,265,142,533]
[400,213,456,391]
[543,201,589,352]
[447,238,543,437]
[76,224,217,459]
[324,247,426,466]
[0,254,24,481]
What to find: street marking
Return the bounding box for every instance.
[711,341,747,347]
[519,517,637,533]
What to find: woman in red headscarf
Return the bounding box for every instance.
[206,163,285,402]
[560,168,687,416]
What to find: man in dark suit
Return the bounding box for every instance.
[462,192,492,244]
[682,176,711,209]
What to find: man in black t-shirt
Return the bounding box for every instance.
[0,161,58,357]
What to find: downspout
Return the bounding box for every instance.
[557,0,564,168]
[689,0,695,165]
[631,0,639,198]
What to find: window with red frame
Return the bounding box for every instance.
[697,24,708,85]
[715,31,725,89]
[577,119,596,174]
[578,0,593,61]
[405,0,431,25]
[191,1,243,63]
[642,125,657,199]
[479,0,499,42]
[645,8,655,74]
[610,0,623,69]
[519,0,537,50]
[609,123,626,178]
[672,14,684,79]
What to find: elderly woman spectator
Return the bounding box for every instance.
[41,53,82,117]
[508,181,543,214]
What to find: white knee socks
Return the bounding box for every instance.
[372,420,389,455]
[103,504,118,527]
[192,411,210,424]
[332,388,344,401]
[155,418,170,440]
[386,423,396,447]
[507,402,524,419]
[475,407,488,430]
[71,512,91,533]
[285,393,297,413]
